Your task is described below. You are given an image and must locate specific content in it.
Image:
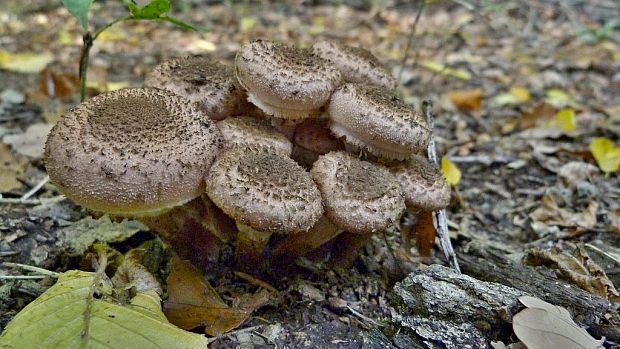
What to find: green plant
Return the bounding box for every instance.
[577,19,618,43]
[61,0,204,102]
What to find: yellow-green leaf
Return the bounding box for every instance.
[494,86,531,105]
[239,17,257,32]
[441,157,461,186]
[589,137,620,173]
[0,270,210,349]
[545,88,574,108]
[0,50,53,74]
[420,60,471,80]
[554,108,577,131]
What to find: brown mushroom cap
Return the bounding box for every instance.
[206,146,323,234]
[328,83,430,160]
[389,154,451,212]
[45,88,223,216]
[292,118,345,167]
[312,40,396,89]
[311,151,405,233]
[144,56,247,121]
[235,39,342,120]
[217,116,293,156]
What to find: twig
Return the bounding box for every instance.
[20,175,50,200]
[3,262,60,277]
[233,271,278,294]
[346,306,386,327]
[422,101,460,273]
[0,195,65,205]
[207,325,263,344]
[397,0,426,84]
[0,275,48,280]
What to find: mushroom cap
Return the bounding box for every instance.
[312,40,396,89]
[206,146,323,234]
[235,39,342,119]
[311,151,405,233]
[45,88,223,216]
[144,56,247,121]
[217,116,293,156]
[389,154,451,212]
[328,83,430,160]
[292,118,345,167]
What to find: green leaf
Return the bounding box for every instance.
[61,0,93,31]
[127,0,171,19]
[160,16,205,32]
[0,270,210,349]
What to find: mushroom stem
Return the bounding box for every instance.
[270,216,340,267]
[328,231,374,267]
[235,223,272,270]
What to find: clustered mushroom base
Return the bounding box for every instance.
[44,39,452,275]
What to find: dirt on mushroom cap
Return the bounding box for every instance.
[44,88,224,216]
[206,146,323,234]
[311,151,405,233]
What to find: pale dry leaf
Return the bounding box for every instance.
[513,296,604,349]
[0,143,26,192]
[557,161,600,187]
[529,193,598,229]
[3,123,53,158]
[609,209,620,234]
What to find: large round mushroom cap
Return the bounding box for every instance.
[45,88,223,216]
[312,40,396,89]
[217,116,293,156]
[389,154,451,212]
[235,39,342,120]
[328,83,430,160]
[206,146,323,234]
[311,151,405,234]
[144,56,248,120]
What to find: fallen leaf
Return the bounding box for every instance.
[589,137,620,173]
[525,246,619,301]
[58,215,149,255]
[529,193,598,229]
[557,161,599,187]
[553,108,577,132]
[447,89,483,110]
[513,296,604,349]
[441,157,461,186]
[0,143,26,192]
[494,86,531,105]
[0,50,53,74]
[163,257,271,336]
[519,102,556,129]
[38,67,80,98]
[413,210,436,257]
[420,60,471,80]
[2,123,54,158]
[0,269,210,349]
[609,209,620,234]
[186,39,217,53]
[239,17,257,32]
[545,88,576,108]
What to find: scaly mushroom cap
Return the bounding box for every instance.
[311,151,405,233]
[144,56,248,121]
[389,154,451,212]
[235,39,342,120]
[217,116,293,156]
[312,40,396,89]
[206,146,323,234]
[292,118,345,167]
[328,83,430,160]
[45,88,223,216]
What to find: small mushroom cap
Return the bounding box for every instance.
[217,116,293,156]
[311,151,405,233]
[292,118,345,167]
[45,88,223,216]
[312,40,396,89]
[206,146,323,234]
[144,56,248,121]
[235,39,342,119]
[389,154,451,211]
[328,83,430,160]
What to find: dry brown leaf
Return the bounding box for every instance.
[3,123,54,158]
[0,144,26,192]
[38,67,81,98]
[525,246,619,301]
[609,209,620,234]
[519,102,556,129]
[163,257,271,336]
[513,296,604,349]
[414,210,436,257]
[446,88,483,111]
[529,193,598,229]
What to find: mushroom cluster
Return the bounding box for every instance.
[44,39,451,272]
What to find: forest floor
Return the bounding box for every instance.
[0,0,619,348]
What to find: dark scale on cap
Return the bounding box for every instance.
[328,83,430,160]
[45,88,223,216]
[206,146,323,234]
[235,40,342,120]
[311,151,405,233]
[312,40,396,89]
[389,154,451,212]
[144,56,248,120]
